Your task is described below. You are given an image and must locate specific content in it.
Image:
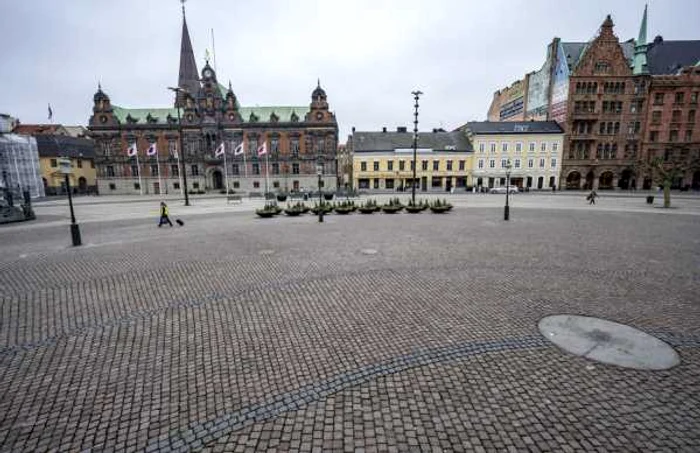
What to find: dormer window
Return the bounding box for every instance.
[126,114,138,124]
[249,112,258,123]
[290,112,299,122]
[594,61,611,74]
[146,113,158,124]
[270,112,279,123]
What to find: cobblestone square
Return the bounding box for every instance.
[1,197,699,452]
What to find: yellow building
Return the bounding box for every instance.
[35,135,97,195]
[348,128,474,192]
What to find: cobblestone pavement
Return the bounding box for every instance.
[1,205,699,452]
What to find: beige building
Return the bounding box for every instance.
[349,128,474,192]
[460,122,564,190]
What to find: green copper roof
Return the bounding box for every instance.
[637,4,648,47]
[112,105,310,124]
[633,5,649,75]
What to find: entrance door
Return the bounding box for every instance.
[421,177,427,191]
[537,176,544,189]
[585,171,595,190]
[526,176,532,188]
[212,170,223,190]
[154,182,160,195]
[445,178,452,192]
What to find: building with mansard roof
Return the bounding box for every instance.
[88,5,338,196]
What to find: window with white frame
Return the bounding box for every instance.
[540,142,547,152]
[502,142,508,152]
[529,142,536,152]
[552,142,559,152]
[489,159,495,168]
[490,142,496,153]
[479,143,485,153]
[551,158,557,168]
[515,159,521,168]
[528,159,534,168]
[478,159,484,169]
[539,158,545,168]
[516,142,522,153]
[501,159,508,168]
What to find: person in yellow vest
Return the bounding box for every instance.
[158,201,173,227]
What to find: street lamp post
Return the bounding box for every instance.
[411,90,423,205]
[168,86,190,206]
[317,156,324,223]
[58,157,82,246]
[504,159,512,221]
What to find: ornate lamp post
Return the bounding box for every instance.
[504,159,512,221]
[168,86,190,206]
[58,157,82,246]
[411,90,423,205]
[316,156,324,223]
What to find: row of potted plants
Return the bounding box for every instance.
[255,198,452,217]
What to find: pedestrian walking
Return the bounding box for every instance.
[587,189,598,205]
[158,201,173,227]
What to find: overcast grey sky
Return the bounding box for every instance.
[1,0,698,141]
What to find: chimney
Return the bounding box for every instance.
[397,126,407,133]
[654,35,663,45]
[382,127,387,133]
[352,126,355,133]
[432,128,437,133]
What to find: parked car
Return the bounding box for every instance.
[489,186,519,194]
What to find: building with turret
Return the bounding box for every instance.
[88,5,338,195]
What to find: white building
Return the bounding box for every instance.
[460,121,564,190]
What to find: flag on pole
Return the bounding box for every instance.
[127,142,138,157]
[257,142,267,157]
[48,104,53,120]
[215,142,225,157]
[146,143,157,156]
[234,142,245,156]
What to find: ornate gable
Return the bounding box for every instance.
[574,15,632,77]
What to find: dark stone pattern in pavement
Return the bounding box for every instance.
[0,208,699,452]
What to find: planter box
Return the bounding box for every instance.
[382,206,403,214]
[430,206,450,213]
[405,206,423,214]
[284,209,304,216]
[334,208,353,215]
[256,210,277,218]
[358,207,376,214]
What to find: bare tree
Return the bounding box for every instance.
[637,155,700,208]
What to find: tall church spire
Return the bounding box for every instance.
[176,0,200,107]
[633,5,649,74]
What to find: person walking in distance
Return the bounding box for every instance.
[158,201,173,227]
[587,189,598,205]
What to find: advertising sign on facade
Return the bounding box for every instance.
[549,41,570,124]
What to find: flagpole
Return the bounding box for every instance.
[135,150,143,196]
[176,151,184,196]
[223,143,229,195]
[265,151,270,196]
[156,151,163,197]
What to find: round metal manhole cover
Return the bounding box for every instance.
[360,249,378,255]
[538,315,680,370]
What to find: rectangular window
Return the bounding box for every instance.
[651,111,662,124]
[514,159,521,169]
[552,143,558,152]
[192,182,200,189]
[446,160,453,171]
[109,183,116,190]
[174,182,180,189]
[501,159,507,168]
[399,160,405,171]
[540,142,546,152]
[107,166,115,177]
[290,138,300,156]
[690,92,698,104]
[675,92,685,104]
[515,142,522,152]
[654,93,664,105]
[191,165,199,176]
[90,161,95,169]
[685,129,693,142]
[529,142,535,152]
[292,163,299,174]
[77,159,83,169]
[432,160,439,171]
[373,161,379,171]
[373,179,379,189]
[272,163,279,174]
[150,164,158,176]
[502,143,508,152]
[249,138,258,154]
[528,159,533,168]
[672,110,682,122]
[479,143,485,153]
[387,161,394,171]
[669,130,678,142]
[385,179,394,189]
[689,110,696,123]
[422,160,428,171]
[273,181,280,188]
[50,158,57,167]
[171,164,179,176]
[134,183,140,190]
[459,160,465,171]
[478,159,484,169]
[358,179,369,189]
[253,181,260,189]
[131,165,139,177]
[271,138,279,153]
[539,158,545,168]
[650,131,658,142]
[252,163,260,175]
[551,158,557,168]
[168,140,177,156]
[489,159,495,168]
[490,142,496,153]
[360,162,367,171]
[232,181,239,189]
[232,164,239,175]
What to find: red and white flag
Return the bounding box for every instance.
[127,142,138,157]
[215,142,225,157]
[257,142,267,157]
[234,142,245,156]
[146,143,157,156]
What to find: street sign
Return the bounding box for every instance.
[58,158,72,175]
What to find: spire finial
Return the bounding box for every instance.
[228,80,232,90]
[181,0,186,17]
[638,4,648,46]
[98,81,102,91]
[317,78,321,88]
